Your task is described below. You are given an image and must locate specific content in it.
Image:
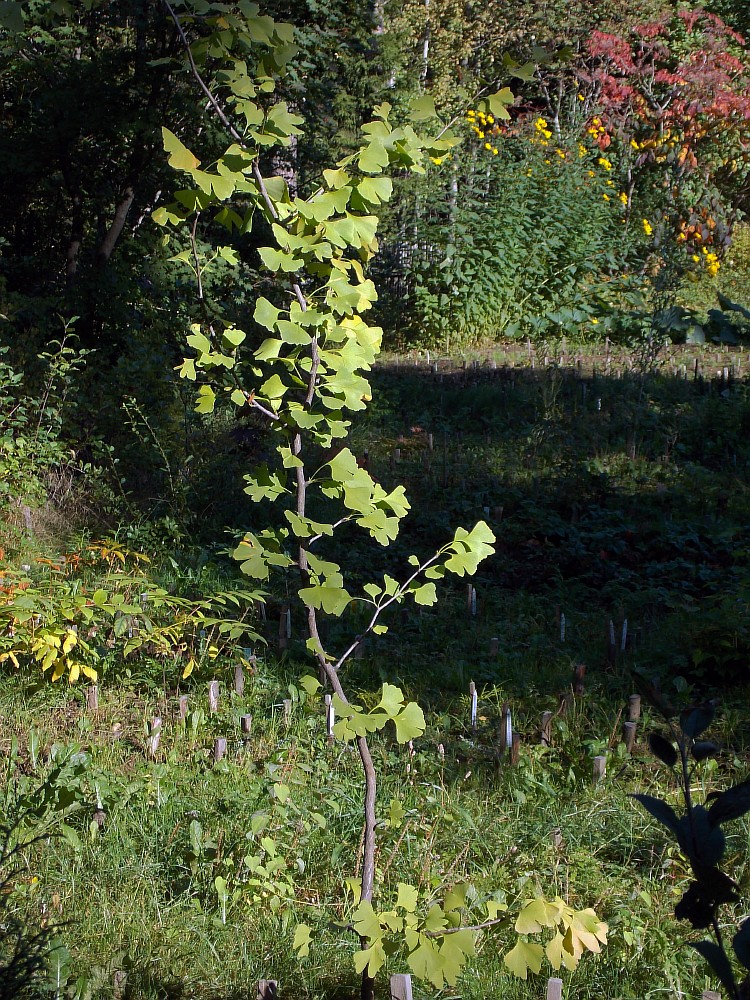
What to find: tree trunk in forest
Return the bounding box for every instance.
[97,186,135,264]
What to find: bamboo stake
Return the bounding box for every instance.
[390,974,413,1000]
[208,680,219,714]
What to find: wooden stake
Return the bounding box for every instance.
[257,981,278,1000]
[501,703,512,751]
[489,636,499,656]
[593,755,606,784]
[541,711,552,746]
[558,691,573,716]
[234,663,245,696]
[390,973,413,1000]
[623,721,637,752]
[702,992,721,1000]
[607,618,617,668]
[628,694,641,722]
[325,694,334,742]
[510,732,520,766]
[214,738,227,762]
[113,971,127,1000]
[86,685,99,711]
[469,681,477,733]
[178,695,188,720]
[147,717,162,758]
[573,663,586,696]
[547,978,563,1000]
[241,714,253,740]
[208,680,219,714]
[278,603,289,650]
[283,699,292,726]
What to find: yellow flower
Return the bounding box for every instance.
[630,138,640,150]
[707,263,720,276]
[492,147,498,155]
[692,254,700,262]
[535,117,548,130]
[485,142,492,151]
[578,144,587,158]
[592,117,601,126]
[676,231,686,241]
[477,130,485,139]
[606,179,614,186]
[603,193,610,201]
[542,129,552,139]
[591,317,599,324]
[642,218,653,236]
[619,192,628,205]
[578,93,585,101]
[598,157,612,170]
[587,170,595,177]
[430,156,444,165]
[556,148,566,159]
[487,115,494,124]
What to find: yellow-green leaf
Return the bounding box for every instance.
[162,127,200,172]
[504,939,544,979]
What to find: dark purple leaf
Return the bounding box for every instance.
[692,741,719,762]
[632,793,681,834]
[681,705,715,740]
[708,777,750,828]
[648,732,678,767]
[735,921,750,971]
[675,883,714,929]
[691,939,737,996]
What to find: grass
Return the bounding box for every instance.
[3,341,750,999]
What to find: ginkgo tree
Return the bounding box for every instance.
[153,2,606,996]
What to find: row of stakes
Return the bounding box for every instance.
[111,972,723,1000]
[82,654,642,784]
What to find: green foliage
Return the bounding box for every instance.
[0,333,92,508]
[0,817,55,999]
[376,120,640,349]
[0,545,262,685]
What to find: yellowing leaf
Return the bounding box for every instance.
[393,700,426,743]
[353,940,386,978]
[504,939,544,979]
[409,94,438,121]
[162,127,200,172]
[299,674,322,696]
[182,657,196,679]
[546,931,567,970]
[352,901,382,941]
[293,923,312,958]
[396,883,419,912]
[515,896,559,934]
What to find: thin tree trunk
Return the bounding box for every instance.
[96,186,135,263]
